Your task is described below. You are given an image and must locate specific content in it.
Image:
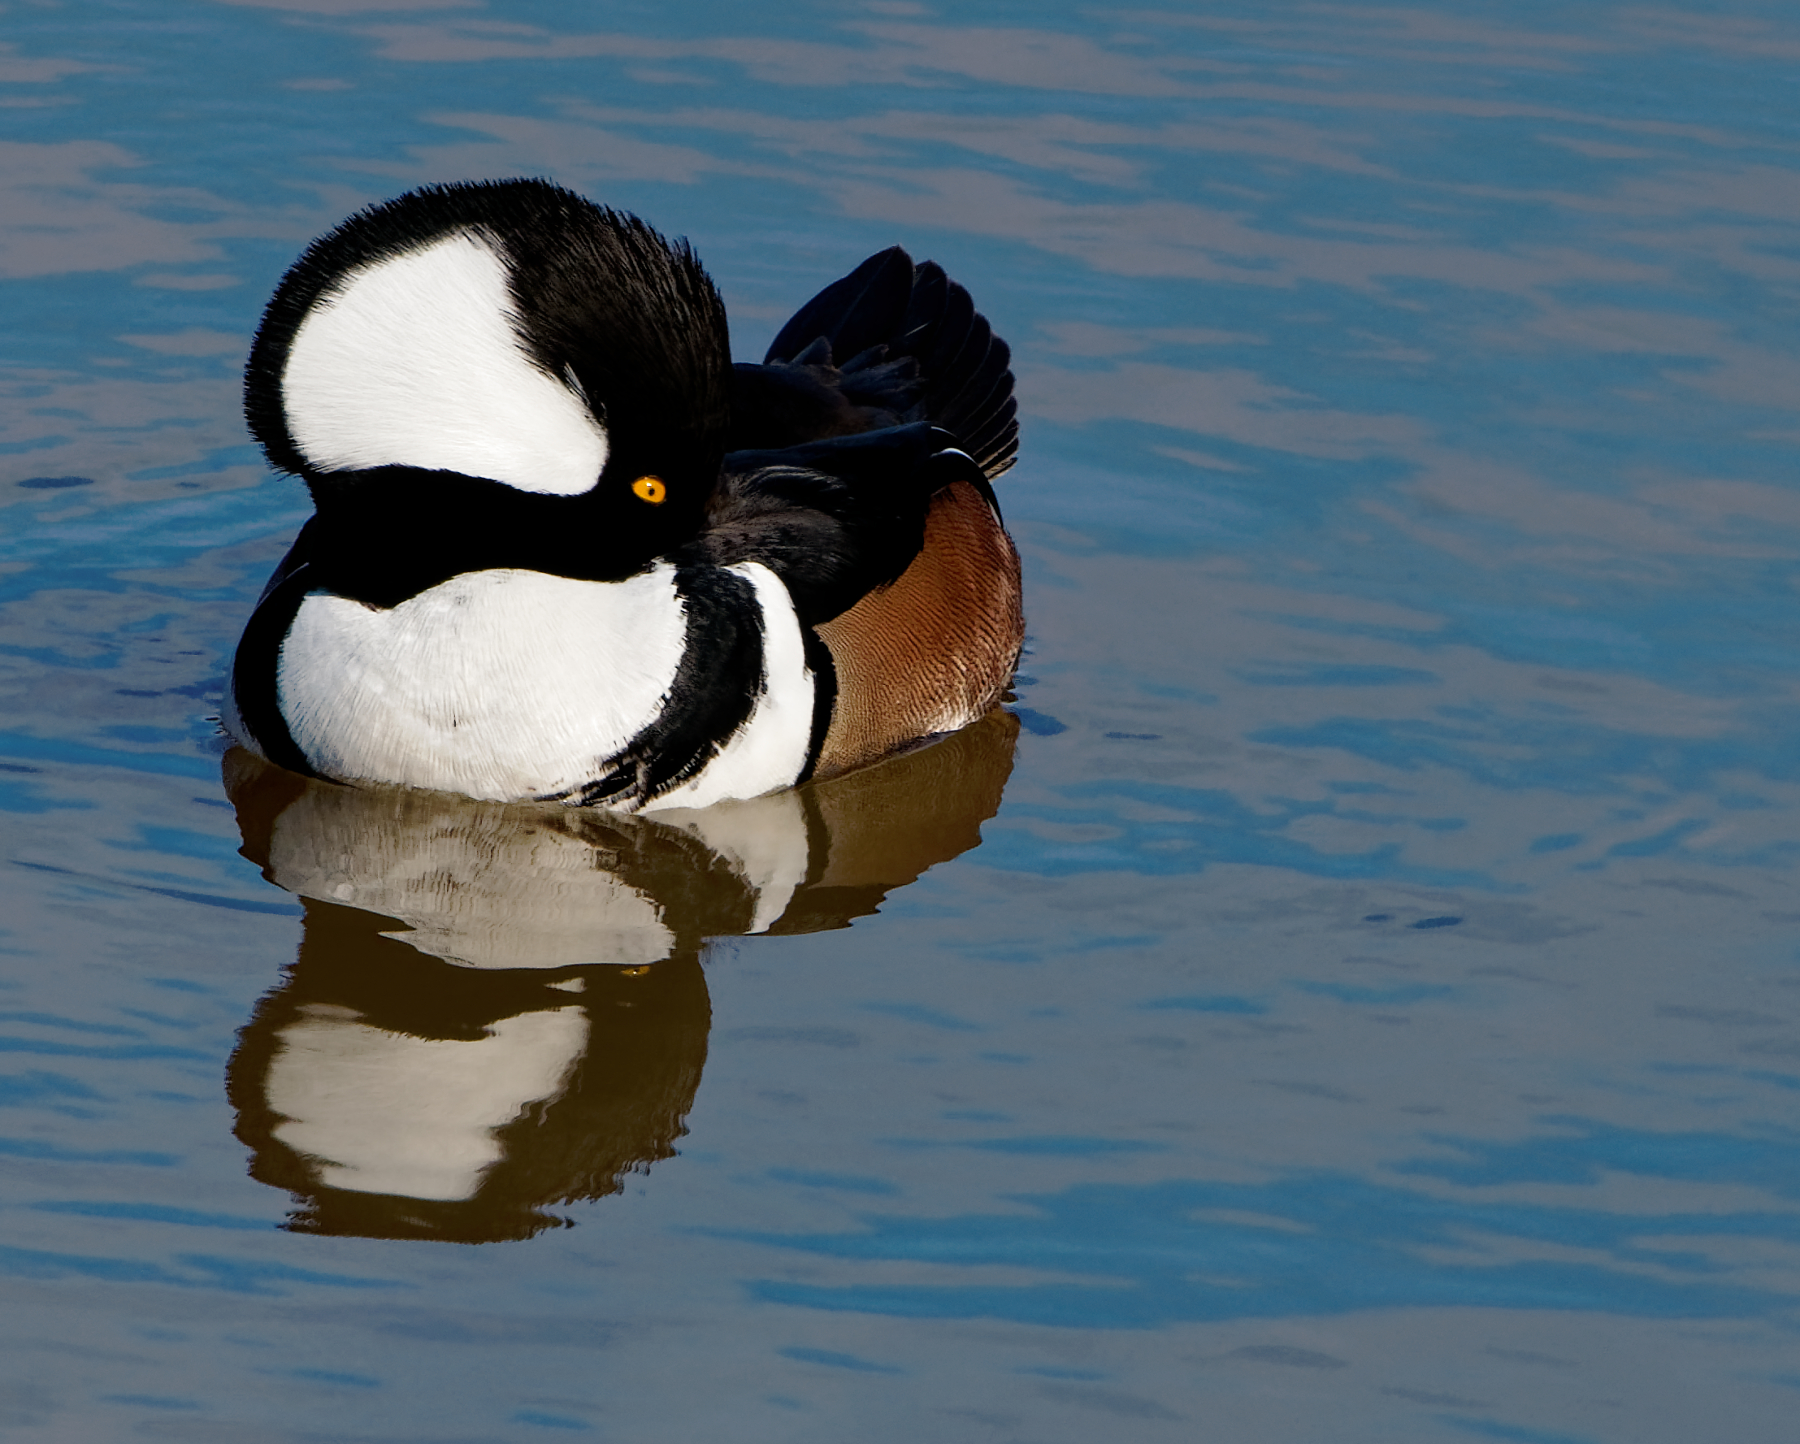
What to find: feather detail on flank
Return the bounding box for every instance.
[813,478,1022,778]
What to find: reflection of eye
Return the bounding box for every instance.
[631,475,667,505]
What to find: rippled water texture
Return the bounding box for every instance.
[4,3,1800,1439]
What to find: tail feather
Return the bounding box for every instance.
[764,248,916,369]
[959,394,1019,475]
[755,249,1018,479]
[925,328,1008,438]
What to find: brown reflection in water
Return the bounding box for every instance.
[222,711,1017,1243]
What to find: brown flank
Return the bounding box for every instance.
[812,480,1023,778]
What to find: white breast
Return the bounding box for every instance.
[278,566,688,803]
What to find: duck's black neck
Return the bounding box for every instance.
[299,467,664,608]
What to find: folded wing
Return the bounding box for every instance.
[725,247,1018,480]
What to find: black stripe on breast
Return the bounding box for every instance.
[230,558,321,780]
[796,626,836,784]
[560,564,771,809]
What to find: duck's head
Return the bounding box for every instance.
[245,180,729,588]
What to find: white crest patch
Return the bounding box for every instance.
[278,566,688,802]
[282,231,608,495]
[642,562,816,813]
[266,1005,588,1202]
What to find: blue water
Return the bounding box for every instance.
[4,2,1800,1440]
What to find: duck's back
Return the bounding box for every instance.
[719,247,1023,777]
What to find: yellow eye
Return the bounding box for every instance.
[631,475,667,505]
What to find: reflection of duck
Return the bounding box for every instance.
[224,711,1017,1242]
[224,178,1022,811]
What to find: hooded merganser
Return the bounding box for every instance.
[224,179,1021,811]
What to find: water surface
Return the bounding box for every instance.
[3,3,1800,1440]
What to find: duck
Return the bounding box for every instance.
[223,178,1022,812]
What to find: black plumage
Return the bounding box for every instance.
[726,246,1018,480]
[698,425,997,627]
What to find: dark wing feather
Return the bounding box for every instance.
[701,424,993,628]
[727,249,1018,478]
[764,247,917,367]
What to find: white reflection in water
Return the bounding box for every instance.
[249,756,817,969]
[225,713,1016,1240]
[266,1004,588,1203]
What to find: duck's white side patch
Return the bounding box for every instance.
[643,562,815,813]
[279,566,686,803]
[658,788,811,932]
[267,1005,588,1201]
[283,231,608,495]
